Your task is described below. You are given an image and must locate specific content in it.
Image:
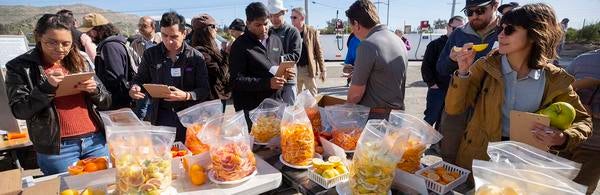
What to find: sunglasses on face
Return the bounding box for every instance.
[464,4,490,17]
[208,24,216,29]
[497,25,516,36]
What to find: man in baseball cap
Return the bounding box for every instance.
[267,0,301,105]
[498,2,519,15]
[228,18,245,39]
[78,13,110,33]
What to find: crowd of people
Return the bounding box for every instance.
[3,0,598,193]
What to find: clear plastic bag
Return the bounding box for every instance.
[249,98,285,144]
[108,126,176,194]
[199,111,257,182]
[177,99,223,155]
[350,119,410,195]
[296,90,323,133]
[280,105,315,166]
[473,160,587,195]
[487,141,581,179]
[388,110,443,173]
[99,108,145,132]
[324,104,370,151]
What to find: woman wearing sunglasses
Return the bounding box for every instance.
[446,3,592,172]
[4,14,111,175]
[190,13,231,111]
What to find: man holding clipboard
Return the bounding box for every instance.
[128,12,210,142]
[229,2,295,128]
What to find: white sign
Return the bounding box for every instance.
[0,35,29,68]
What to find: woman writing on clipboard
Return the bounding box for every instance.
[4,14,111,175]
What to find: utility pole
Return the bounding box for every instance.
[305,0,309,25]
[451,0,456,18]
[386,0,390,26]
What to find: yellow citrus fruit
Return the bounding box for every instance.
[472,44,489,52]
[61,189,79,195]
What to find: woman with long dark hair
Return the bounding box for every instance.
[191,13,231,111]
[4,14,111,175]
[447,3,592,172]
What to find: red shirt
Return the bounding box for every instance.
[44,63,97,138]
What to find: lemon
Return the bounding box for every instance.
[321,168,340,179]
[61,189,79,195]
[472,44,489,52]
[327,156,343,166]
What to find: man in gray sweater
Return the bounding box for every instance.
[268,0,302,105]
[345,0,408,119]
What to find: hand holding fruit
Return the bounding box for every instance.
[455,43,476,74]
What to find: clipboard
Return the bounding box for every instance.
[55,72,95,97]
[509,110,551,150]
[143,84,172,98]
[275,61,295,78]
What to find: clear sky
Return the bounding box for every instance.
[1,0,599,31]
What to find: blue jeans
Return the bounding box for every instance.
[36,132,109,175]
[424,87,446,129]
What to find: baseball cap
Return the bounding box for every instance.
[462,0,494,11]
[228,18,246,32]
[268,0,287,15]
[78,13,110,32]
[191,13,217,31]
[498,2,519,13]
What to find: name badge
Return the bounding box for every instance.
[171,68,181,77]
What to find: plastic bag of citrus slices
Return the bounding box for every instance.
[199,111,257,182]
[295,90,325,153]
[249,98,285,144]
[177,99,223,155]
[388,110,442,173]
[324,104,370,151]
[108,126,176,194]
[473,160,587,195]
[350,119,410,195]
[280,105,315,166]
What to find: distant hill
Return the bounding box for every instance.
[0,4,140,42]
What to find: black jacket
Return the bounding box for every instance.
[132,42,210,123]
[229,30,284,111]
[421,35,448,88]
[195,46,231,100]
[4,48,111,155]
[95,35,133,109]
[270,23,302,62]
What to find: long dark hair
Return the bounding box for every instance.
[191,27,223,62]
[34,14,84,73]
[500,3,562,69]
[91,23,120,44]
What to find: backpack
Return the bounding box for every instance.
[95,36,141,108]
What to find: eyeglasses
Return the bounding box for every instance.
[464,4,490,17]
[208,24,216,29]
[42,39,72,49]
[497,25,516,36]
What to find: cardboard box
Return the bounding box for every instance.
[315,94,346,107]
[0,169,60,195]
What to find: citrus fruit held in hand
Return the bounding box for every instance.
[472,44,489,52]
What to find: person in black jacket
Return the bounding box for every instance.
[230,2,288,127]
[4,14,111,175]
[79,13,134,110]
[268,0,301,105]
[421,16,464,128]
[191,13,231,112]
[129,11,210,142]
